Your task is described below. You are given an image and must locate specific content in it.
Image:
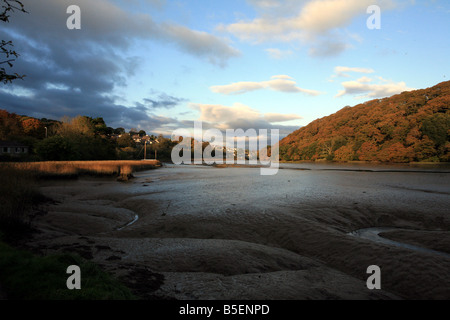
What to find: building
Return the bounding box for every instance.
[0,141,29,156]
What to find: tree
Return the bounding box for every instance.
[320,140,334,159]
[372,142,411,162]
[105,127,114,135]
[413,136,437,162]
[35,136,75,161]
[149,135,176,161]
[1,0,27,84]
[357,141,378,161]
[334,144,354,161]
[21,117,44,138]
[114,127,125,135]
[44,116,116,160]
[117,133,135,148]
[420,113,450,148]
[138,130,146,137]
[0,109,22,139]
[57,116,96,138]
[90,117,108,135]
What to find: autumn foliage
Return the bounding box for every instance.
[279,81,450,163]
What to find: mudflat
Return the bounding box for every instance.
[25,163,450,299]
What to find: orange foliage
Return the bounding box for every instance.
[357,142,378,161]
[22,118,43,137]
[334,145,354,161]
[377,142,415,163]
[279,81,450,162]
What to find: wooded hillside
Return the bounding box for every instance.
[279,81,450,162]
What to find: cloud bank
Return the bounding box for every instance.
[335,76,415,98]
[189,102,303,137]
[0,0,240,133]
[210,75,323,96]
[220,0,398,57]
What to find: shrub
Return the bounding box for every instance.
[0,241,135,300]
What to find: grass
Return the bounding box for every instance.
[0,240,136,300]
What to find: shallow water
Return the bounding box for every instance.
[129,162,450,218]
[348,227,450,259]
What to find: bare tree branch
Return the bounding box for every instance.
[1,0,27,84]
[0,0,27,22]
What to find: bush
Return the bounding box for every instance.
[35,136,75,161]
[0,241,136,300]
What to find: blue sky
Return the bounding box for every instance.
[1,0,449,138]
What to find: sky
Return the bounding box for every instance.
[0,0,449,139]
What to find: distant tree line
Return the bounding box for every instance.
[0,110,177,161]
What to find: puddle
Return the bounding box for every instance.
[117,214,139,231]
[348,227,450,259]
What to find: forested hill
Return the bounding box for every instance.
[279,80,450,163]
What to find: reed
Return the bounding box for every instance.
[4,160,160,180]
[0,165,40,235]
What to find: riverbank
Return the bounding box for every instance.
[12,163,449,300]
[0,160,162,240]
[2,160,161,180]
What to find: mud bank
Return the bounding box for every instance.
[25,164,450,299]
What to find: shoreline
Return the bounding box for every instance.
[279,159,450,167]
[182,161,450,173]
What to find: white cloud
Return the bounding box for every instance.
[210,76,323,96]
[162,24,241,67]
[188,102,303,138]
[220,0,399,56]
[264,113,302,122]
[335,76,415,98]
[265,48,293,59]
[191,103,261,125]
[334,66,375,77]
[271,75,294,80]
[357,76,373,83]
[246,0,396,37]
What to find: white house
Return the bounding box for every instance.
[0,141,29,156]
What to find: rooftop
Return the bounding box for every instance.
[0,141,29,147]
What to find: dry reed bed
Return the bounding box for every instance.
[2,160,161,180]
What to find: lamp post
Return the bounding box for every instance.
[144,140,147,160]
